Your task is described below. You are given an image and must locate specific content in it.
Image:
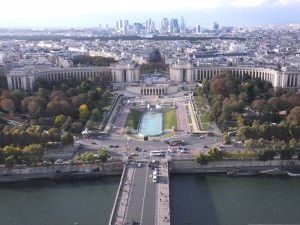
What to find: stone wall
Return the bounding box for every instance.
[169,159,300,173]
[0,161,124,177]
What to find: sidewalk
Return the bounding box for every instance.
[110,164,135,225]
[157,160,171,225]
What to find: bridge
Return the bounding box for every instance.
[108,158,170,225]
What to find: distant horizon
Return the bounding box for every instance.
[1,0,300,28]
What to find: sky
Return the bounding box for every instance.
[1,0,300,28]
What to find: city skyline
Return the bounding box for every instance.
[0,0,300,28]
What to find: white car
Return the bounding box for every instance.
[137,163,142,167]
[55,159,63,164]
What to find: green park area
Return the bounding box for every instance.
[194,95,210,130]
[125,109,141,130]
[164,108,178,130]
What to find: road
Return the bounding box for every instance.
[75,132,245,162]
[125,161,157,225]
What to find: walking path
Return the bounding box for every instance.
[157,160,171,225]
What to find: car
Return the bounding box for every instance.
[91,142,96,145]
[168,149,176,153]
[55,159,63,164]
[137,163,142,167]
[130,152,138,157]
[204,146,209,148]
[109,145,114,148]
[114,145,119,148]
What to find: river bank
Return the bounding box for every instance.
[0,160,123,182]
[1,159,300,183]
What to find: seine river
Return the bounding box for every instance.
[0,177,120,225]
[170,174,300,225]
[1,174,300,225]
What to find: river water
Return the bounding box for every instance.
[1,174,300,225]
[170,174,300,225]
[0,176,120,225]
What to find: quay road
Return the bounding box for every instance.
[109,158,170,225]
[75,133,243,161]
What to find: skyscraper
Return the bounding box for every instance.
[169,18,179,34]
[146,18,155,33]
[196,25,201,34]
[123,20,129,35]
[160,18,169,33]
[214,22,219,31]
[180,16,186,33]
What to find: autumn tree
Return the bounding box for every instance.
[23,144,44,163]
[287,106,300,126]
[210,74,237,97]
[55,115,67,128]
[0,99,15,113]
[252,99,266,116]
[79,104,90,122]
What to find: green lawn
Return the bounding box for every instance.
[201,123,211,130]
[194,95,211,130]
[125,109,141,130]
[164,109,178,130]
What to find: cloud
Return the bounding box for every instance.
[0,0,300,27]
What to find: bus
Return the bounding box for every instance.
[153,170,158,182]
[168,140,184,146]
[150,151,165,157]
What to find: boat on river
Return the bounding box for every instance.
[227,169,259,176]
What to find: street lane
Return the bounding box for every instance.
[125,161,157,225]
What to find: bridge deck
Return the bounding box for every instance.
[109,159,170,225]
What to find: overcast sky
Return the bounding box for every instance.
[1,0,300,28]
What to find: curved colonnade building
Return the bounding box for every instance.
[170,60,300,90]
[6,61,140,91]
[6,60,300,92]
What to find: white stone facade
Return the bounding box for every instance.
[6,61,140,90]
[170,60,300,90]
[5,60,300,91]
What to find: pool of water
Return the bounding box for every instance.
[139,111,163,136]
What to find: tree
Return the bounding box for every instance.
[210,74,237,97]
[55,115,67,128]
[37,88,49,99]
[252,99,266,116]
[279,146,294,160]
[98,149,108,162]
[0,99,15,113]
[91,109,102,122]
[81,152,95,163]
[257,148,276,161]
[201,79,210,95]
[48,128,60,144]
[79,104,90,122]
[267,97,288,114]
[61,132,74,146]
[287,107,300,126]
[194,153,208,165]
[195,87,202,96]
[23,144,44,163]
[222,132,231,145]
[205,147,223,161]
[210,99,222,121]
[5,155,14,167]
